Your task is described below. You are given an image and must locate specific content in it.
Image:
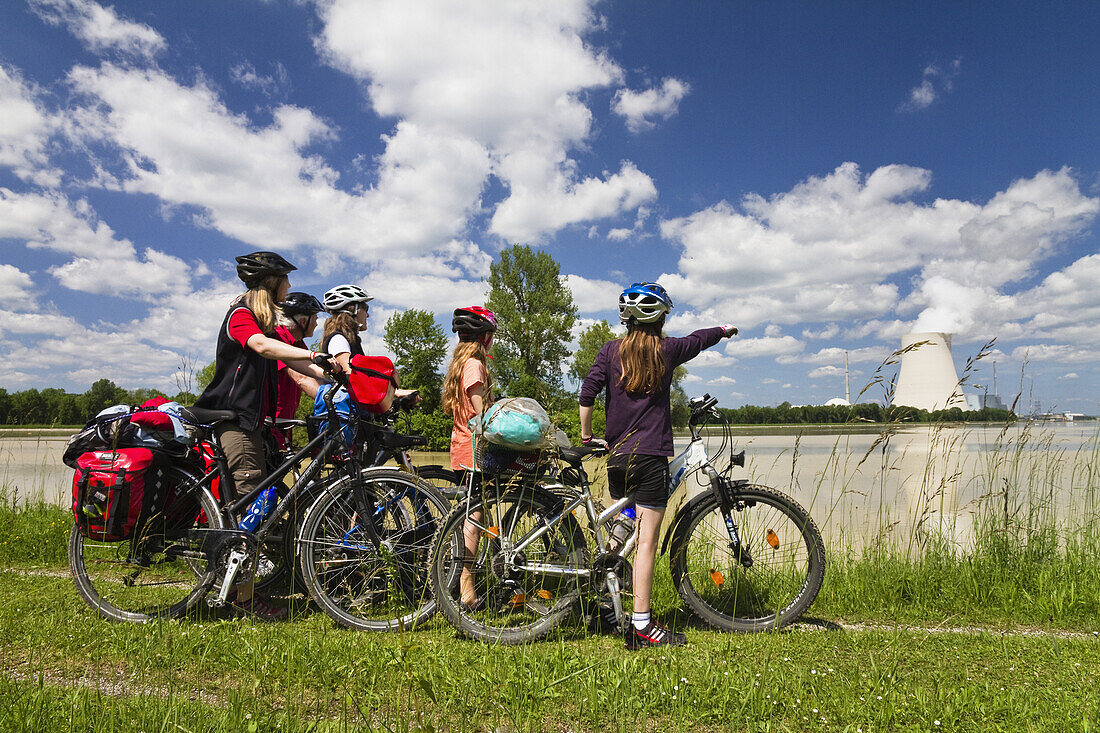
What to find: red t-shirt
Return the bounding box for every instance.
[227,307,264,347]
[273,325,305,419]
[226,307,275,419]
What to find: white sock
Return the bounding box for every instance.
[632,610,651,631]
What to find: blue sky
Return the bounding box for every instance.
[1,1,1098,413]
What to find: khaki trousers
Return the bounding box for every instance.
[215,423,266,501]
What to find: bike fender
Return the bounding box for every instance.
[659,491,715,556]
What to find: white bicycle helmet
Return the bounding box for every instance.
[618,282,673,324]
[323,284,373,314]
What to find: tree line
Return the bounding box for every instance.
[0,244,1017,438]
[718,402,1016,426]
[0,380,193,427]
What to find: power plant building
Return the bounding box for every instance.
[891,332,969,412]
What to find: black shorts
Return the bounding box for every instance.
[607,454,671,509]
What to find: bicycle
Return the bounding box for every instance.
[260,392,458,593]
[427,394,825,643]
[69,358,449,628]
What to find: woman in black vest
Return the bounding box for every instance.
[195,251,331,621]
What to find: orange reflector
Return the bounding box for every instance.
[483,526,499,538]
[537,589,553,600]
[509,593,526,607]
[766,529,779,548]
[709,569,725,587]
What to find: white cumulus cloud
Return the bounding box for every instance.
[314,0,657,243]
[0,65,60,186]
[659,164,1098,340]
[612,77,690,133]
[29,0,165,60]
[0,265,36,306]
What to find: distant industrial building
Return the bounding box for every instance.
[892,332,969,412]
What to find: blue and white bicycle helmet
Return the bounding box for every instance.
[618,282,673,324]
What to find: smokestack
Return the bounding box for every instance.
[892,332,968,411]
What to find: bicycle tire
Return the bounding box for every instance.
[297,468,449,631]
[415,465,462,499]
[428,483,587,645]
[69,466,225,623]
[252,481,326,595]
[669,485,825,632]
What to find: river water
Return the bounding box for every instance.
[4,423,1098,551]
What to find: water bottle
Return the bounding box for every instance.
[607,506,637,552]
[238,486,277,532]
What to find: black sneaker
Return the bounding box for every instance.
[625,620,687,649]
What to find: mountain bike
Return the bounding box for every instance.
[69,359,449,628]
[427,394,825,643]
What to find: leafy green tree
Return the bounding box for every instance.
[569,320,617,437]
[197,361,216,392]
[128,388,166,406]
[486,244,577,405]
[569,320,617,385]
[384,309,448,412]
[40,388,81,425]
[79,379,127,421]
[670,366,691,427]
[0,388,9,424]
[171,391,198,406]
[10,388,45,424]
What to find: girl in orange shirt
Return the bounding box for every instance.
[441,306,497,608]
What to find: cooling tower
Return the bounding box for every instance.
[891,332,968,411]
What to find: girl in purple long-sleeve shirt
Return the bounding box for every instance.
[579,282,735,649]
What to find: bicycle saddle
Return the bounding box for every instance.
[180,407,237,426]
[557,445,606,466]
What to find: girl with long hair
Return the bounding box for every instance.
[320,284,417,408]
[320,284,373,372]
[579,282,736,648]
[194,251,333,621]
[441,306,497,608]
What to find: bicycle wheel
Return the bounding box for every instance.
[669,485,825,632]
[429,482,587,644]
[298,468,449,631]
[253,481,324,595]
[69,466,225,623]
[415,465,462,500]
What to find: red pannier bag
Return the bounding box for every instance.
[71,448,165,541]
[348,354,398,414]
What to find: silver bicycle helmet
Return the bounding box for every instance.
[323,284,373,314]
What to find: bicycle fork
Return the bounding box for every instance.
[703,466,754,568]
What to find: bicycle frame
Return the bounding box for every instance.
[458,396,740,586]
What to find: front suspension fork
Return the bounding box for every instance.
[704,466,754,568]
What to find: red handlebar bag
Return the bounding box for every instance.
[348,354,398,414]
[72,448,163,541]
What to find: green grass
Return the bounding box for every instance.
[5,419,1100,730]
[2,571,1100,732]
[4,503,1100,731]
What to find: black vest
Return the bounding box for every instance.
[195,303,276,432]
[322,330,364,357]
